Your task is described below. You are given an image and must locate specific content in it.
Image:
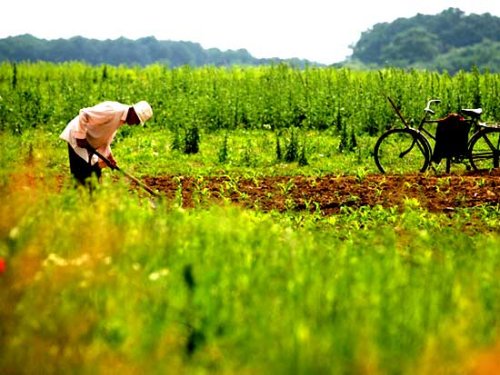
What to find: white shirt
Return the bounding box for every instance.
[60,101,129,165]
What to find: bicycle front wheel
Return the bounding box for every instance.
[469,128,500,171]
[374,128,431,174]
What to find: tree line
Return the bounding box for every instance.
[0,34,314,68]
[1,8,499,73]
[347,8,500,73]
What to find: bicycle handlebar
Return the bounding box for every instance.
[424,99,441,114]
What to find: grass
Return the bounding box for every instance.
[1,63,499,373]
[114,127,369,177]
[0,130,499,373]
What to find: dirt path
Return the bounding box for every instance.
[142,171,500,214]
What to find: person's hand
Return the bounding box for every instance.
[108,154,118,169]
[97,158,107,169]
[76,137,92,150]
[98,153,118,169]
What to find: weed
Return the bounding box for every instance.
[284,128,299,162]
[298,145,308,166]
[184,126,200,154]
[218,133,229,163]
[275,133,283,161]
[171,127,182,151]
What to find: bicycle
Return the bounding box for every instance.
[374,96,500,174]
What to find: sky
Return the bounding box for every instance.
[2,0,499,64]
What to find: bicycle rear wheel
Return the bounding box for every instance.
[469,128,500,171]
[374,128,431,174]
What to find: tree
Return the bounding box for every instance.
[434,39,500,74]
[349,7,500,72]
[0,35,316,67]
[381,27,441,65]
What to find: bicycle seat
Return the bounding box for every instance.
[460,108,482,118]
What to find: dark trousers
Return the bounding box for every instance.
[68,144,101,186]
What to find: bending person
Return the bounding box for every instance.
[60,100,153,186]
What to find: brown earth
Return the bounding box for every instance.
[141,170,500,215]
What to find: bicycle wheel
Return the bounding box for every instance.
[374,128,431,174]
[469,128,500,171]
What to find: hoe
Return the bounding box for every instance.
[91,148,160,198]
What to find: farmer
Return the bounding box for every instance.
[60,100,153,186]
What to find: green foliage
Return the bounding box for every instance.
[1,169,499,373]
[171,127,182,151]
[1,62,499,136]
[381,27,441,64]
[239,140,255,166]
[183,126,200,154]
[284,128,299,162]
[0,120,499,373]
[275,134,283,161]
[11,62,17,89]
[339,125,358,153]
[350,8,500,73]
[217,133,229,163]
[0,34,315,68]
[433,39,500,74]
[350,129,358,150]
[339,125,349,152]
[298,145,308,166]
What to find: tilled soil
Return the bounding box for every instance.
[142,171,500,214]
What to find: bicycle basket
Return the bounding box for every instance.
[431,113,471,162]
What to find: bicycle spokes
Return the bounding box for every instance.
[469,130,500,171]
[374,129,430,174]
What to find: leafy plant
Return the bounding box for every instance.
[184,126,200,154]
[218,133,229,163]
[284,128,299,162]
[298,144,308,166]
[275,133,282,161]
[171,127,182,151]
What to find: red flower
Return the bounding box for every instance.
[0,258,6,274]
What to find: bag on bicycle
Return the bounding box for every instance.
[431,113,471,162]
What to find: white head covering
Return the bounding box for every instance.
[133,101,153,124]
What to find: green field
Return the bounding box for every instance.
[1,63,499,374]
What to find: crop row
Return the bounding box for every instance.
[1,62,499,135]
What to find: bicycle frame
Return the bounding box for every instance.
[380,96,499,173]
[381,97,460,173]
[388,96,486,143]
[387,96,442,142]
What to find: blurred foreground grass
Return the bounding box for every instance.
[0,131,499,374]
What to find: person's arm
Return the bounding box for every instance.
[73,110,91,143]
